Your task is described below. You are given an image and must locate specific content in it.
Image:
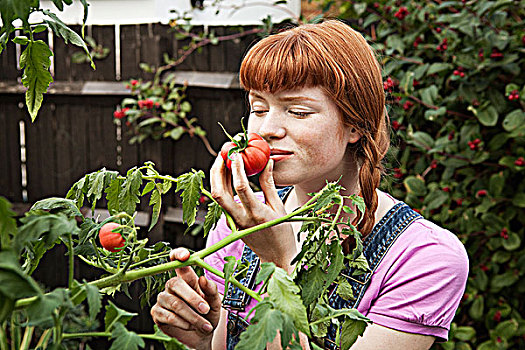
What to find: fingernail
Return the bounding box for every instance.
[198,302,210,314]
[202,323,213,332]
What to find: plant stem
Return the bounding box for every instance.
[19,326,34,350]
[0,323,8,350]
[78,255,117,273]
[35,329,52,349]
[129,251,170,269]
[194,257,262,302]
[67,233,74,289]
[62,332,168,341]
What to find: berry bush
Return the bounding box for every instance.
[317,0,525,348]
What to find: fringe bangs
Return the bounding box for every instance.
[239,32,327,93]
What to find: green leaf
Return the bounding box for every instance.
[142,181,155,196]
[336,279,354,300]
[30,197,83,218]
[0,296,14,323]
[175,170,205,226]
[0,250,41,302]
[404,176,427,196]
[490,271,519,290]
[454,326,476,341]
[493,319,518,339]
[26,288,72,327]
[0,197,18,249]
[20,40,53,122]
[43,10,95,69]
[407,131,434,150]
[426,191,449,210]
[256,262,276,285]
[223,256,237,295]
[489,172,505,197]
[109,323,145,350]
[203,201,222,237]
[85,283,102,320]
[502,109,525,132]
[118,169,143,215]
[104,300,137,331]
[236,302,284,350]
[469,296,484,320]
[169,127,185,141]
[340,318,367,350]
[419,85,439,106]
[149,184,162,230]
[268,268,310,336]
[476,105,498,127]
[502,232,521,251]
[512,193,525,208]
[106,178,123,215]
[427,63,452,75]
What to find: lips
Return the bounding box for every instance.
[270,148,293,162]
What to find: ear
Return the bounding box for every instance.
[347,127,361,144]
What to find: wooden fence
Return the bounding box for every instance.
[0,23,258,346]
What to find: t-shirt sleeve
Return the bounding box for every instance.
[365,220,469,341]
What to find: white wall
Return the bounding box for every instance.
[31,0,300,25]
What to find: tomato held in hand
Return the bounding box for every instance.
[98,222,125,252]
[220,133,270,176]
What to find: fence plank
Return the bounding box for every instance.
[120,24,142,80]
[0,96,24,202]
[0,38,20,81]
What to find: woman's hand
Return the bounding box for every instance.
[210,154,297,270]
[150,248,222,350]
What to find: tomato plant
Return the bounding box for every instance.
[98,223,125,252]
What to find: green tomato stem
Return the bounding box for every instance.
[193,257,262,302]
[67,233,74,289]
[78,255,117,274]
[62,331,169,341]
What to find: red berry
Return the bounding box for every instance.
[476,189,488,197]
[473,138,481,145]
[443,187,450,192]
[113,107,129,119]
[373,2,380,8]
[453,70,460,76]
[430,160,438,169]
[392,120,400,130]
[413,79,420,87]
[436,27,442,33]
[460,72,465,77]
[493,310,502,322]
[509,95,515,101]
[515,157,524,166]
[496,337,502,343]
[448,131,454,140]
[480,264,489,272]
[456,198,463,206]
[500,228,509,239]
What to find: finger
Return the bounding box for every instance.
[210,155,237,211]
[151,303,191,330]
[166,277,209,315]
[156,290,214,333]
[230,153,262,211]
[199,276,222,321]
[169,248,191,262]
[258,159,284,213]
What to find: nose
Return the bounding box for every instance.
[249,110,286,141]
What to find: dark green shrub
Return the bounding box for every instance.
[314,0,525,348]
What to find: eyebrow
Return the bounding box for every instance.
[249,92,318,103]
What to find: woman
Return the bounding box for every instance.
[150,20,469,349]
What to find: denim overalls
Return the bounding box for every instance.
[223,186,422,349]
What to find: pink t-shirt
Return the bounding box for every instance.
[203,194,469,342]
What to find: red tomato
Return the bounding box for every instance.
[220,133,270,176]
[98,223,125,252]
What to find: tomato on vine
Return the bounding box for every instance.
[98,222,126,252]
[219,121,270,176]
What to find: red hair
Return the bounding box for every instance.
[240,20,390,237]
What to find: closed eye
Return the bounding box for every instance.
[250,110,268,117]
[289,111,313,117]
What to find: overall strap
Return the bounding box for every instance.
[324,202,422,350]
[225,186,293,349]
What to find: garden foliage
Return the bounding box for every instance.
[320,1,524,349]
